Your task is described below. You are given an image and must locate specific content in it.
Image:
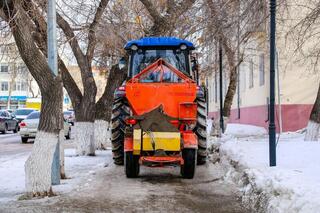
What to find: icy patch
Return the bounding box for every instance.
[212,131,320,212]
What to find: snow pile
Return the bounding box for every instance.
[0,148,110,202]
[212,125,320,213]
[224,123,267,137]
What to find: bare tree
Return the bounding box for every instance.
[0,0,63,197]
[202,0,268,121]
[139,0,196,36]
[286,1,320,140]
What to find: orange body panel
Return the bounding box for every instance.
[179,102,197,120]
[124,137,133,152]
[182,131,198,149]
[126,83,197,118]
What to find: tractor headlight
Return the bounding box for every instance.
[180,44,187,50]
[130,44,138,51]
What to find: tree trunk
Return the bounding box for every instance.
[7,66,17,109]
[73,86,96,155]
[1,1,63,196]
[25,83,63,196]
[223,65,237,118]
[94,64,127,149]
[305,83,320,141]
[59,129,66,179]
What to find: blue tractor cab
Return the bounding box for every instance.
[124,37,197,80]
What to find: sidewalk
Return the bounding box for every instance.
[0,143,110,203]
[211,124,320,213]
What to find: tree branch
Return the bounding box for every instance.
[139,0,162,22]
[56,12,87,69]
[22,2,83,108]
[86,0,109,62]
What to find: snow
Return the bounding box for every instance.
[224,123,267,136]
[0,147,110,202]
[212,123,320,212]
[0,154,28,202]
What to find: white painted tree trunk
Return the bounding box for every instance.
[94,120,111,150]
[25,131,58,196]
[59,129,66,179]
[74,122,95,156]
[304,120,320,141]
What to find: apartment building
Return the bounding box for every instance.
[0,36,40,109]
[206,1,319,132]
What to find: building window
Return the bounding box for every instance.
[13,81,27,91]
[249,60,254,88]
[259,54,265,86]
[17,65,27,73]
[1,82,8,91]
[0,64,9,73]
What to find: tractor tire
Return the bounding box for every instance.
[125,151,140,178]
[111,98,130,165]
[194,97,207,165]
[181,149,196,179]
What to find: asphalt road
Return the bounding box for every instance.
[0,132,33,157]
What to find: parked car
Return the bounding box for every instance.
[13,108,37,123]
[63,110,75,126]
[6,109,14,114]
[0,110,19,134]
[19,111,71,143]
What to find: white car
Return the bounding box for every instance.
[19,111,71,143]
[14,108,37,124]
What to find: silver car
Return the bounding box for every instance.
[19,111,71,143]
[0,110,19,134]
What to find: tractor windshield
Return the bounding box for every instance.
[131,49,188,77]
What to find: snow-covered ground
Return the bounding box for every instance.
[212,123,320,212]
[0,147,110,203]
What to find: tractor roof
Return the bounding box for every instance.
[124,37,195,50]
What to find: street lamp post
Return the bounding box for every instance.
[48,0,60,184]
[269,0,277,167]
[219,44,224,134]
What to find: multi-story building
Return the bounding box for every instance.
[0,36,40,109]
[0,34,108,110]
[206,1,319,132]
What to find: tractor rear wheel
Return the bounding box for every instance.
[181,149,196,179]
[194,97,207,165]
[111,98,130,165]
[125,152,140,178]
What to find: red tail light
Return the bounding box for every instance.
[126,119,137,125]
[19,122,26,127]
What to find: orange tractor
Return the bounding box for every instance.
[111,37,207,178]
